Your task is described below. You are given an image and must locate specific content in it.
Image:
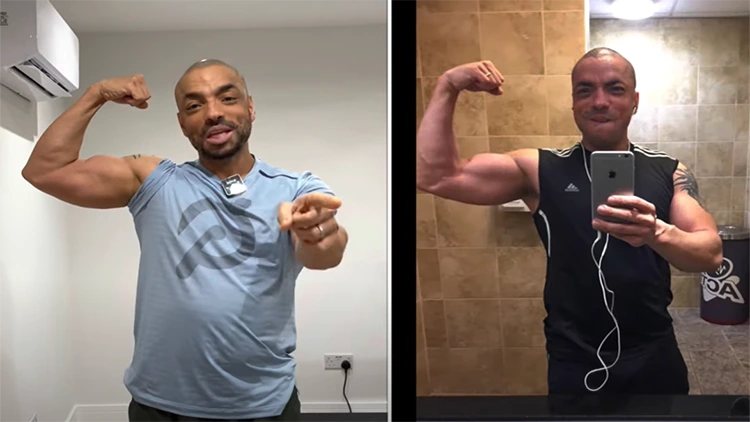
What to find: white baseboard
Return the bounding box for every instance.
[66,401,387,421]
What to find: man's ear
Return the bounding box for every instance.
[633,92,639,115]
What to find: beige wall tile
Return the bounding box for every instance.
[418,13,482,77]
[544,11,586,75]
[698,105,737,142]
[480,0,542,12]
[736,66,749,103]
[423,300,448,347]
[418,249,442,299]
[417,348,431,396]
[435,198,497,247]
[659,106,697,143]
[417,301,425,350]
[658,66,699,105]
[417,193,437,247]
[671,276,700,308]
[697,178,732,215]
[445,299,503,347]
[696,142,734,177]
[489,136,578,153]
[698,67,739,105]
[417,41,422,78]
[731,177,748,214]
[418,0,479,13]
[659,142,696,170]
[501,298,547,347]
[503,348,548,394]
[427,347,506,394]
[547,76,580,135]
[629,105,659,142]
[486,76,548,135]
[440,248,500,298]
[457,136,490,159]
[543,0,583,10]
[659,23,701,67]
[700,19,743,67]
[480,12,545,75]
[495,211,544,247]
[734,142,748,177]
[423,78,488,136]
[497,247,547,298]
[735,105,749,141]
[741,19,749,65]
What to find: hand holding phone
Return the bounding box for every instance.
[590,151,662,247]
[590,151,635,225]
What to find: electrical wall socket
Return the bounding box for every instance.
[324,353,353,370]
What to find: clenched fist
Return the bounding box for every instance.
[442,61,505,96]
[93,74,152,109]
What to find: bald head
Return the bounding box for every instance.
[572,47,636,88]
[174,59,249,101]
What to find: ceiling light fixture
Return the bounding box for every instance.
[611,0,656,20]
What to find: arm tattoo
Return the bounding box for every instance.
[128,154,142,159]
[674,167,704,208]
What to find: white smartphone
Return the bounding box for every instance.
[590,151,635,224]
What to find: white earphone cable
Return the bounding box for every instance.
[583,149,622,392]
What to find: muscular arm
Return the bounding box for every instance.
[416,76,536,205]
[646,162,722,273]
[21,85,161,209]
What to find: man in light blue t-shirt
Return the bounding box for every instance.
[22,59,349,421]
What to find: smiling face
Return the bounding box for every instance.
[175,64,255,160]
[571,54,639,150]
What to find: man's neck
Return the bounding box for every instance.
[581,137,631,152]
[199,150,256,180]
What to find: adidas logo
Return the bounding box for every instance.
[564,183,579,192]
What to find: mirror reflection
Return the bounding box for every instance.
[416,0,749,419]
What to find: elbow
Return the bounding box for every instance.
[21,166,40,186]
[699,237,723,273]
[416,168,445,194]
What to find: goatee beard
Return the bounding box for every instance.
[197,126,251,160]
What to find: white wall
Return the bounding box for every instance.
[67,25,387,411]
[0,88,76,421]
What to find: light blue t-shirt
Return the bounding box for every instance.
[124,157,333,419]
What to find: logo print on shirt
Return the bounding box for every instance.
[564,183,579,192]
[175,197,256,279]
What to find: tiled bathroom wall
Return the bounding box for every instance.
[416,0,586,396]
[589,17,750,307]
[417,1,750,397]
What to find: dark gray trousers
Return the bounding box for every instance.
[128,387,301,422]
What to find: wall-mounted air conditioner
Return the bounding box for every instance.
[0,0,79,102]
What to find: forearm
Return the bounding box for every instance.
[648,220,723,273]
[295,226,348,270]
[22,85,105,181]
[416,76,462,190]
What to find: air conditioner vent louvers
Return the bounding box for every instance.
[8,64,58,98]
[26,58,65,87]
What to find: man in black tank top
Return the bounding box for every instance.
[417,48,722,395]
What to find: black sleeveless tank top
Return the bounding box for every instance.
[531,142,680,362]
